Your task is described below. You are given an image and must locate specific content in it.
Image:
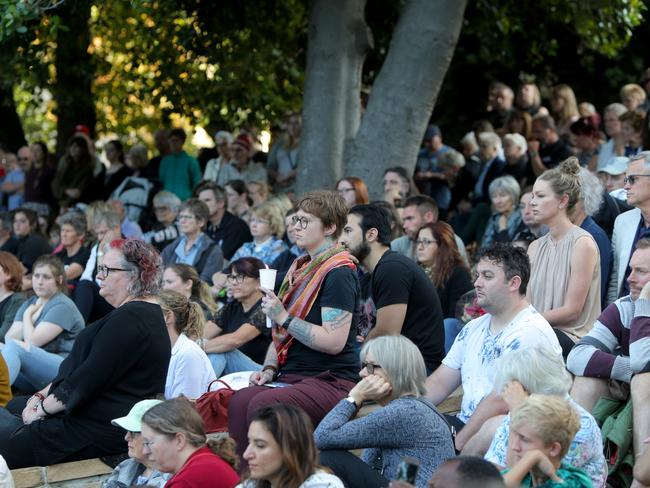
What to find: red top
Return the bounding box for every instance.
[166,446,239,488]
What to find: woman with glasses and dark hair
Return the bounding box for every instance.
[416,222,472,352]
[204,257,270,377]
[0,239,171,469]
[239,404,344,488]
[315,335,455,488]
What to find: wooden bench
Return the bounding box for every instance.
[12,458,112,488]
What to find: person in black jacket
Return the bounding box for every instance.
[0,239,171,469]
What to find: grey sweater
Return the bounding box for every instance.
[314,396,455,488]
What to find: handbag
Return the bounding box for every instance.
[194,379,236,433]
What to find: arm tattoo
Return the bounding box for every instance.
[287,318,316,347]
[263,343,278,367]
[322,308,352,331]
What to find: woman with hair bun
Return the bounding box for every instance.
[141,397,239,488]
[157,289,215,399]
[527,157,600,358]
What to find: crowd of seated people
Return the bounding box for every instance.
[0,74,650,486]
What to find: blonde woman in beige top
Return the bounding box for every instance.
[526,157,600,358]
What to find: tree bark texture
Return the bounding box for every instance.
[347,0,468,199]
[54,0,95,157]
[296,0,372,194]
[0,85,27,152]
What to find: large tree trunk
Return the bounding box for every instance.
[0,85,27,153]
[54,0,95,157]
[346,0,468,199]
[296,0,372,194]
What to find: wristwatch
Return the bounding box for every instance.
[345,396,360,408]
[281,315,294,330]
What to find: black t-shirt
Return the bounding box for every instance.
[540,139,573,169]
[372,251,445,371]
[16,233,51,272]
[215,298,271,364]
[279,266,360,382]
[56,246,91,286]
[206,211,252,261]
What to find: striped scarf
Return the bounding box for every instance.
[272,245,355,365]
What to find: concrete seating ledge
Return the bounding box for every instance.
[11,458,112,488]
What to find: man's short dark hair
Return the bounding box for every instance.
[349,204,392,246]
[383,166,410,182]
[453,456,505,488]
[403,195,439,219]
[193,180,226,205]
[477,243,530,295]
[532,114,557,132]
[169,128,187,142]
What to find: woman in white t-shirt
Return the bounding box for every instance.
[157,289,215,399]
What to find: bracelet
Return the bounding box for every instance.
[40,399,54,417]
[31,393,45,412]
[281,315,293,330]
[262,364,278,376]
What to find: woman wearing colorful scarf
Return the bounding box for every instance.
[227,190,361,466]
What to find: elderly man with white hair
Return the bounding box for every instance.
[203,130,239,186]
[502,133,532,188]
[485,346,607,488]
[473,132,506,205]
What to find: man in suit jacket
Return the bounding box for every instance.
[608,151,650,304]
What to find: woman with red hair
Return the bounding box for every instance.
[570,116,603,171]
[416,222,473,352]
[336,177,369,207]
[0,238,171,469]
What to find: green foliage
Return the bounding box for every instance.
[91,0,307,140]
[0,0,64,42]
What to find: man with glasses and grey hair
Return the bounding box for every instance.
[608,151,650,304]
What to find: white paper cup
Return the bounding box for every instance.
[259,268,278,328]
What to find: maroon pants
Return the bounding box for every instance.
[227,371,355,465]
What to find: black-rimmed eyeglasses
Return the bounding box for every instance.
[97,265,131,277]
[291,216,311,230]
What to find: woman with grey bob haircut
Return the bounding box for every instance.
[485,346,607,487]
[481,174,523,248]
[315,336,455,488]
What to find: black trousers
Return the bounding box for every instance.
[553,327,576,361]
[319,449,389,488]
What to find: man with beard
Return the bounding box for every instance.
[339,204,444,372]
[425,244,560,455]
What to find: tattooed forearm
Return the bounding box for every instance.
[287,318,316,347]
[263,343,278,367]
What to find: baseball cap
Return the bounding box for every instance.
[599,157,629,176]
[111,399,163,432]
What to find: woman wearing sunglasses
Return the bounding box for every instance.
[315,335,455,488]
[204,257,271,377]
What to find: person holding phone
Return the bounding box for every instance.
[314,335,455,488]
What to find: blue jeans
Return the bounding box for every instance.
[1,340,64,393]
[207,349,262,378]
[444,318,464,354]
